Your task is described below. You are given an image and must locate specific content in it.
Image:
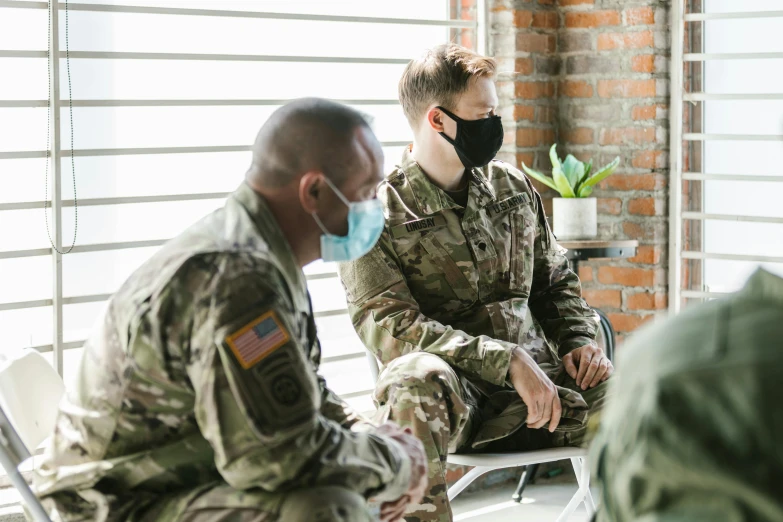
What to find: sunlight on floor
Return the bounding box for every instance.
[452,482,596,522]
[0,481,598,522]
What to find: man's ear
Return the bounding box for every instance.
[426,107,446,133]
[299,171,322,214]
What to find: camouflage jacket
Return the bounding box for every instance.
[33,183,411,519]
[339,149,597,389]
[592,268,783,521]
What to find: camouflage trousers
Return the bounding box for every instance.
[39,483,375,522]
[373,352,608,522]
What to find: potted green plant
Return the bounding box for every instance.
[521,144,620,240]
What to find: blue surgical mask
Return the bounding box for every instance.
[312,176,384,263]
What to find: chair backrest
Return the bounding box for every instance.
[0,401,33,468]
[0,349,65,454]
[0,349,62,522]
[365,350,380,384]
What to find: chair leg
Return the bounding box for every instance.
[0,454,50,522]
[447,466,494,501]
[555,483,586,522]
[511,463,539,503]
[555,457,593,522]
[575,457,597,517]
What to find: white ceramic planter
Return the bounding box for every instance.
[553,197,597,240]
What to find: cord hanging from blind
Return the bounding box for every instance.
[44,0,78,255]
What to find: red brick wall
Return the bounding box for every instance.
[491,0,671,340]
[492,1,560,172]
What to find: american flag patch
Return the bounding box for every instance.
[226,311,290,369]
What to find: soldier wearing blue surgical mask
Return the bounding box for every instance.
[33,98,427,522]
[245,102,387,266]
[310,175,385,263]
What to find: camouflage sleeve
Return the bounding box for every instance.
[189,265,411,500]
[339,231,516,386]
[318,374,373,430]
[591,301,783,522]
[527,187,598,356]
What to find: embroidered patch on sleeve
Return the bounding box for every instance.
[226,311,290,369]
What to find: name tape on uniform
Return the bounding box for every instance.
[390,215,447,238]
[485,193,531,218]
[226,310,290,369]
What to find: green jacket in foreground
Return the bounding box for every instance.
[592,268,783,521]
[33,183,411,520]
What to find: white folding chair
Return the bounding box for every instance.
[365,351,595,521]
[0,348,65,522]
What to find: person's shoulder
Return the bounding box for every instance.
[618,277,783,394]
[479,160,538,215]
[379,165,409,197]
[615,300,728,385]
[378,166,419,224]
[487,158,520,176]
[485,159,536,195]
[166,251,287,310]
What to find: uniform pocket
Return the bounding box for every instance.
[418,234,478,305]
[509,212,534,294]
[392,230,477,314]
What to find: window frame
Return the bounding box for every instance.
[0,0,483,381]
[668,1,783,312]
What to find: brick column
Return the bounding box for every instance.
[488,0,671,342]
[491,0,559,172]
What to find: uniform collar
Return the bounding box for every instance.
[399,146,497,216]
[740,268,783,305]
[229,182,307,298]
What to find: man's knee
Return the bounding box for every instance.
[280,486,372,522]
[377,352,461,401]
[156,483,372,522]
[378,352,459,386]
[375,353,471,443]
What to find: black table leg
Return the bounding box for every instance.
[511,463,539,503]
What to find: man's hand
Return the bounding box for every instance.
[562,343,613,390]
[509,347,562,432]
[374,423,428,522]
[378,495,408,522]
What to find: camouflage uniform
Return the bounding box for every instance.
[338,149,607,522]
[33,183,412,522]
[592,268,783,522]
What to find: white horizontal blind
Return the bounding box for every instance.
[0,0,476,413]
[670,1,783,311]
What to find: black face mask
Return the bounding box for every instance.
[436,106,504,169]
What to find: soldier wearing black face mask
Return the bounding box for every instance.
[436,105,504,169]
[338,44,607,522]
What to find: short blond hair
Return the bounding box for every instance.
[399,44,497,127]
